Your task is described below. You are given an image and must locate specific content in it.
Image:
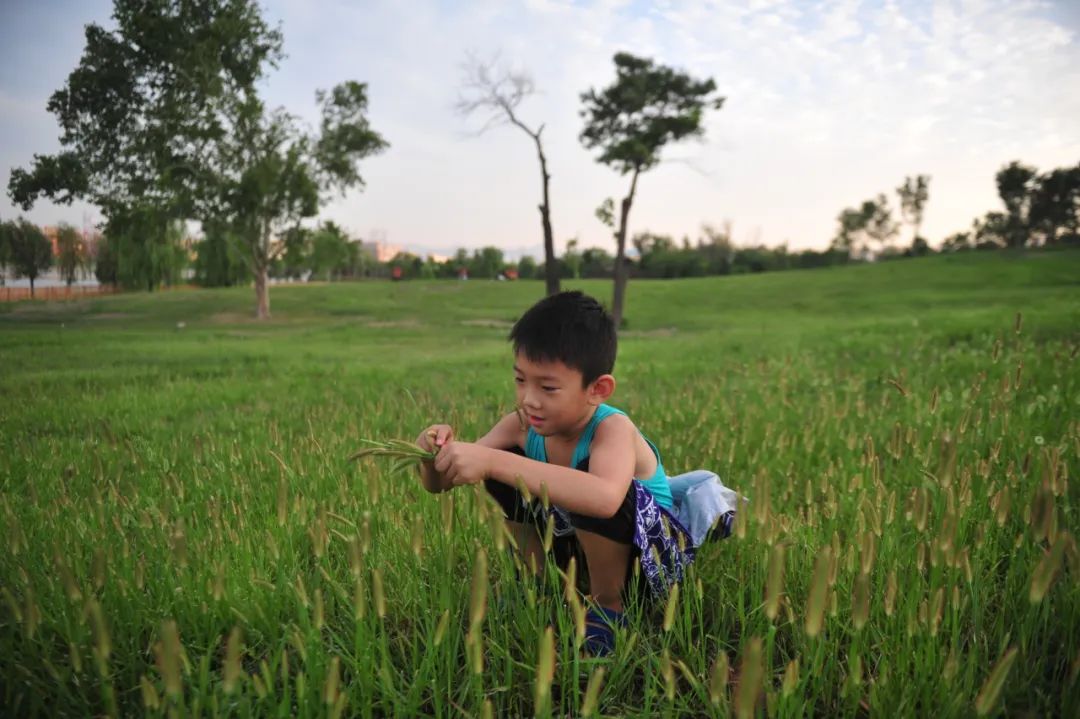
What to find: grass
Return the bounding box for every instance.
[1,249,1078,717]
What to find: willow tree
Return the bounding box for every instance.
[579,52,724,327]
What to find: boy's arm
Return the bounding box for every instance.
[456,415,636,518]
[417,412,521,494]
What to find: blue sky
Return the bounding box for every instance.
[2,0,1079,257]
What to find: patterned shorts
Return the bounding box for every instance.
[483,468,703,600]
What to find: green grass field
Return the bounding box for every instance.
[1,250,1078,717]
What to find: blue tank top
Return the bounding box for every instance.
[523,403,674,510]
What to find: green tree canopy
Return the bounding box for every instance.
[580,52,723,327]
[55,223,87,287]
[5,219,53,297]
[995,161,1038,248]
[8,0,387,318]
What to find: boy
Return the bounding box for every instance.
[415,291,724,656]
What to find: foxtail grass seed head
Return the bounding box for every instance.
[975,647,1018,716]
[885,570,897,617]
[535,626,555,711]
[660,649,676,701]
[663,582,680,632]
[735,637,763,719]
[581,666,606,717]
[860,531,876,575]
[223,627,242,695]
[571,595,585,645]
[470,548,488,630]
[782,658,800,697]
[314,588,325,630]
[709,651,729,706]
[564,556,578,604]
[929,587,945,637]
[140,675,161,710]
[852,573,870,630]
[1030,534,1067,603]
[354,577,367,620]
[156,620,183,700]
[765,544,785,621]
[467,626,484,675]
[411,516,424,557]
[321,656,339,703]
[514,474,532,503]
[542,514,554,554]
[805,547,832,638]
[87,599,110,668]
[434,608,450,647]
[372,569,386,619]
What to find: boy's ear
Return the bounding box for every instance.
[588,374,616,404]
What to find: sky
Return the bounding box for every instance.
[1,0,1079,259]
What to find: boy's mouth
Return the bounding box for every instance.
[527,414,544,426]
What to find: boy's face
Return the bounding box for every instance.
[513,351,611,437]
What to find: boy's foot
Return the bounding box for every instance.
[583,605,627,657]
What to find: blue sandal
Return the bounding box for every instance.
[584,605,627,657]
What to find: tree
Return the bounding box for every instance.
[194,219,248,287]
[0,220,12,285]
[941,231,972,252]
[309,221,351,280]
[101,206,187,290]
[8,0,387,319]
[7,219,53,297]
[972,211,1009,249]
[517,255,538,279]
[94,234,119,286]
[563,238,582,279]
[896,175,930,246]
[995,161,1038,248]
[864,194,899,250]
[55,223,87,286]
[457,55,560,296]
[698,222,734,275]
[831,195,897,258]
[580,52,724,327]
[469,246,506,279]
[213,84,386,317]
[580,247,614,278]
[1029,163,1080,244]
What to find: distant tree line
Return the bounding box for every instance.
[8,155,1075,293]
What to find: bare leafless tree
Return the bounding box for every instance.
[457,53,559,296]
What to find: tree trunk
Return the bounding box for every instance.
[611,168,640,329]
[534,132,559,296]
[29,276,35,299]
[254,262,270,319]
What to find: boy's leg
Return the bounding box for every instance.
[505,520,545,575]
[484,478,547,574]
[567,485,637,655]
[573,530,633,611]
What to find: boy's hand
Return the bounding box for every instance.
[434,441,492,486]
[417,424,454,456]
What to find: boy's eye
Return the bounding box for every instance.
[514,377,524,384]
[542,386,558,393]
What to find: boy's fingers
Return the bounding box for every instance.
[436,427,452,446]
[434,447,451,473]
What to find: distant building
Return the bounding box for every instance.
[360,240,405,263]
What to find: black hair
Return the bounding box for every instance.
[508,291,617,386]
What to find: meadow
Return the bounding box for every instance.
[0,250,1078,717]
